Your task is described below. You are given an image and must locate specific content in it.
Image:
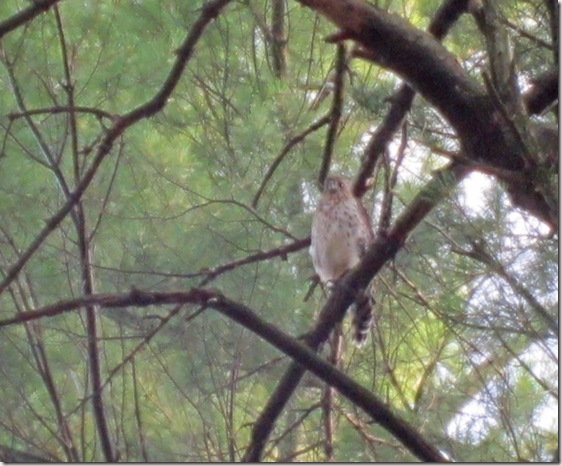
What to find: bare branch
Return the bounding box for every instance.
[197,237,310,286]
[0,0,235,298]
[243,162,468,462]
[252,115,330,208]
[0,0,61,40]
[298,0,557,228]
[0,286,447,463]
[8,106,116,123]
[318,43,346,187]
[353,0,472,197]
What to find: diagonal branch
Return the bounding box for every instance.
[298,0,557,235]
[353,0,472,197]
[252,115,330,208]
[0,159,466,461]
[318,43,346,187]
[0,286,446,462]
[0,0,235,298]
[244,1,476,459]
[0,0,61,39]
[242,162,469,461]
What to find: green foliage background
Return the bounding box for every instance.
[0,0,557,462]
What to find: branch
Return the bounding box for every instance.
[0,0,235,298]
[0,443,55,463]
[196,237,310,286]
[302,0,485,150]
[210,292,447,462]
[0,287,446,462]
[524,68,559,115]
[353,84,415,198]
[243,162,468,461]
[453,240,558,334]
[0,0,61,40]
[0,159,466,463]
[353,0,472,197]
[244,1,476,455]
[318,43,346,187]
[298,0,558,233]
[53,6,114,460]
[8,106,116,122]
[252,115,330,208]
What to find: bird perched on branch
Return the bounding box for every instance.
[310,176,375,346]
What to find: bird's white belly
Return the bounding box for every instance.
[311,220,362,283]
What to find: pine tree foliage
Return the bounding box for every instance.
[0,0,557,462]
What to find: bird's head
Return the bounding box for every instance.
[324,176,348,195]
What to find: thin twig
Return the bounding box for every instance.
[318,43,346,187]
[252,115,331,208]
[8,106,115,122]
[0,0,235,298]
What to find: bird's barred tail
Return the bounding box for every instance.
[350,284,375,347]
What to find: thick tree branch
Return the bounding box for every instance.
[300,0,514,164]
[0,0,61,39]
[524,68,558,115]
[297,0,557,230]
[245,1,476,458]
[0,161,468,461]
[353,0,471,197]
[243,162,468,461]
[0,286,446,462]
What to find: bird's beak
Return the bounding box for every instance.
[325,179,338,193]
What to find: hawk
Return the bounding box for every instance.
[310,176,375,346]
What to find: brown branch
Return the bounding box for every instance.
[94,236,309,285]
[0,289,191,328]
[271,0,288,78]
[524,68,558,115]
[0,0,61,40]
[0,284,447,462]
[546,0,559,64]
[338,407,401,453]
[242,162,467,462]
[0,0,235,298]
[212,292,447,462]
[0,443,55,463]
[252,115,331,208]
[54,6,114,459]
[196,237,310,286]
[353,84,415,198]
[353,0,472,197]
[300,0,557,228]
[131,360,150,462]
[243,1,476,457]
[4,271,79,461]
[378,122,408,233]
[299,0,483,143]
[8,106,116,122]
[322,325,343,460]
[318,43,346,187]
